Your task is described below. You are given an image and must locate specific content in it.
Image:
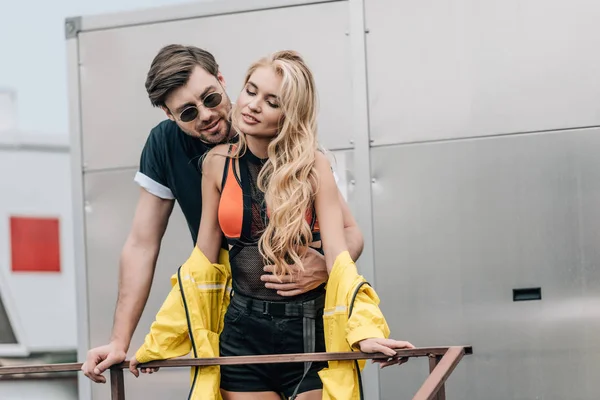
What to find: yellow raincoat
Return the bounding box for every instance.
[135,248,389,400]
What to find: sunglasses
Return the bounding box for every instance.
[178,92,223,123]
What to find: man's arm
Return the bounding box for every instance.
[112,189,174,349]
[82,188,174,383]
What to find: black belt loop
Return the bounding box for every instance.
[244,296,253,313]
[263,301,287,317]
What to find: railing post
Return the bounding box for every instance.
[413,346,465,400]
[110,367,125,400]
[428,355,446,400]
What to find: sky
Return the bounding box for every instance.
[0,0,205,136]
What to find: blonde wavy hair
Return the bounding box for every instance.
[231,50,319,279]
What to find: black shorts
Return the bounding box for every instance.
[219,295,327,397]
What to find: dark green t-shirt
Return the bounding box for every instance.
[135,119,215,244]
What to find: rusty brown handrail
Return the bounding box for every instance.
[415,346,469,400]
[0,345,472,399]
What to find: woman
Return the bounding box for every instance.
[132,51,413,400]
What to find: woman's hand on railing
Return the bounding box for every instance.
[358,338,415,369]
[129,356,160,377]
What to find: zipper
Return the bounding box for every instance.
[178,266,199,400]
[349,281,370,400]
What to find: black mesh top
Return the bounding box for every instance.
[224,148,325,302]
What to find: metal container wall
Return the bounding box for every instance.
[362,0,600,397]
[371,129,600,399]
[364,0,600,145]
[68,0,600,398]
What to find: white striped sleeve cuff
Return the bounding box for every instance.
[134,172,175,200]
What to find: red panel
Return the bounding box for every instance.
[10,216,61,273]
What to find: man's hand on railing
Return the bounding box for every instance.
[81,342,127,383]
[129,356,159,377]
[358,338,415,369]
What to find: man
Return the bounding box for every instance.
[81,45,364,383]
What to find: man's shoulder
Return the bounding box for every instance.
[139,120,182,173]
[143,119,193,160]
[147,119,180,143]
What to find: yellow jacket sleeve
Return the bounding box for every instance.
[345,283,391,350]
[134,272,191,364]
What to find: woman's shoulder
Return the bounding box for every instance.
[314,149,335,176]
[202,144,231,176]
[314,149,330,167]
[208,143,232,157]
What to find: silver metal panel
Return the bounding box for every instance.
[67,35,92,400]
[372,128,600,399]
[347,0,380,397]
[78,1,352,171]
[78,0,342,32]
[83,169,193,399]
[364,0,600,145]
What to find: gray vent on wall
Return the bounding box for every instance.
[0,294,17,344]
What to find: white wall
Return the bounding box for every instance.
[0,0,214,136]
[0,379,77,400]
[0,143,76,352]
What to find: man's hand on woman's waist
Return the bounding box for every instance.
[260,247,328,297]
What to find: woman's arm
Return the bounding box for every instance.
[338,191,364,261]
[314,152,415,361]
[195,146,228,263]
[313,152,348,273]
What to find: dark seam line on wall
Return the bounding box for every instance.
[0,144,69,153]
[80,145,354,174]
[370,124,600,148]
[82,165,139,173]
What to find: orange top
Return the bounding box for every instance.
[218,155,244,239]
[217,149,319,241]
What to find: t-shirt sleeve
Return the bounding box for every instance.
[134,126,175,200]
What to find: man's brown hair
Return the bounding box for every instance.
[145,44,219,108]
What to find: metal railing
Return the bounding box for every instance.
[0,345,472,399]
